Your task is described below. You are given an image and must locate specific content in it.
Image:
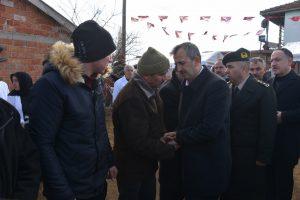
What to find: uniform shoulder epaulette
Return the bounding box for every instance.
[227,81,232,87]
[256,79,269,87]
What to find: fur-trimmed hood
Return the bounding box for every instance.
[49,41,84,85]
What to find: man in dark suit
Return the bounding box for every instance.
[163,42,231,200]
[267,48,300,200]
[212,59,229,82]
[220,48,277,200]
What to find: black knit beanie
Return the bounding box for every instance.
[71,20,116,63]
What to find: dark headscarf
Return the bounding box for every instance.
[9,72,33,97]
[8,72,33,120]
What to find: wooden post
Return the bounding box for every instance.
[121,0,126,65]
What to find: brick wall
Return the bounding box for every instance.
[0,0,72,87]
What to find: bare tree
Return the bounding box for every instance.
[53,0,119,27]
[113,28,142,64]
[50,0,142,64]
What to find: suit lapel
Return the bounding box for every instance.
[179,67,211,125]
[232,76,255,110]
[273,71,298,95]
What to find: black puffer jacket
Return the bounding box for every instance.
[28,42,114,200]
[0,99,40,200]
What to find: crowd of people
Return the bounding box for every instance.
[0,19,300,200]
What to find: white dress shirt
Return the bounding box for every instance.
[112,76,129,102]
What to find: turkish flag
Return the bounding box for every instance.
[200,16,211,21]
[147,22,155,29]
[290,16,300,22]
[243,16,255,21]
[131,17,139,22]
[138,16,149,20]
[159,16,168,22]
[223,35,228,42]
[221,16,231,22]
[175,31,182,38]
[179,16,188,23]
[188,32,195,41]
[162,27,169,35]
[256,29,264,35]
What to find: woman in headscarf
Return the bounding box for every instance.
[7,72,33,125]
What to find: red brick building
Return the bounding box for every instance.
[0,0,76,84]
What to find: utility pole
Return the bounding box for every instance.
[121,0,126,65]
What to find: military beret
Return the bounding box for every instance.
[222,48,250,66]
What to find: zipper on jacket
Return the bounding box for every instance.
[92,89,100,171]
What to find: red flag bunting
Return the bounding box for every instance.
[256,29,264,35]
[158,16,168,22]
[221,16,231,22]
[290,16,300,22]
[188,32,195,41]
[175,31,182,38]
[200,16,211,21]
[229,34,238,38]
[131,17,139,22]
[179,16,188,23]
[162,27,169,35]
[243,16,255,21]
[223,35,228,42]
[212,35,217,40]
[147,22,155,29]
[243,32,250,36]
[138,16,149,20]
[203,31,208,35]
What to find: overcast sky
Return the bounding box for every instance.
[43,0,293,63]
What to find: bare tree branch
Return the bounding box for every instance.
[112,28,142,64]
[53,0,142,64]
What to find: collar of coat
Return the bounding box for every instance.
[48,41,84,85]
[132,73,156,99]
[274,69,298,82]
[185,66,211,91]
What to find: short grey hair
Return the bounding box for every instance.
[171,42,201,61]
[124,65,134,71]
[250,57,266,68]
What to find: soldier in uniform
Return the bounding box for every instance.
[221,48,277,200]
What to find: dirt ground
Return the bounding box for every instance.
[37,108,300,200]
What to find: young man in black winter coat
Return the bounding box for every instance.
[28,20,117,200]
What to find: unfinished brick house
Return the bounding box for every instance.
[0,0,76,84]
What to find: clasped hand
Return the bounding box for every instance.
[160,132,180,150]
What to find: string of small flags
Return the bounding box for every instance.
[131,15,268,41]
